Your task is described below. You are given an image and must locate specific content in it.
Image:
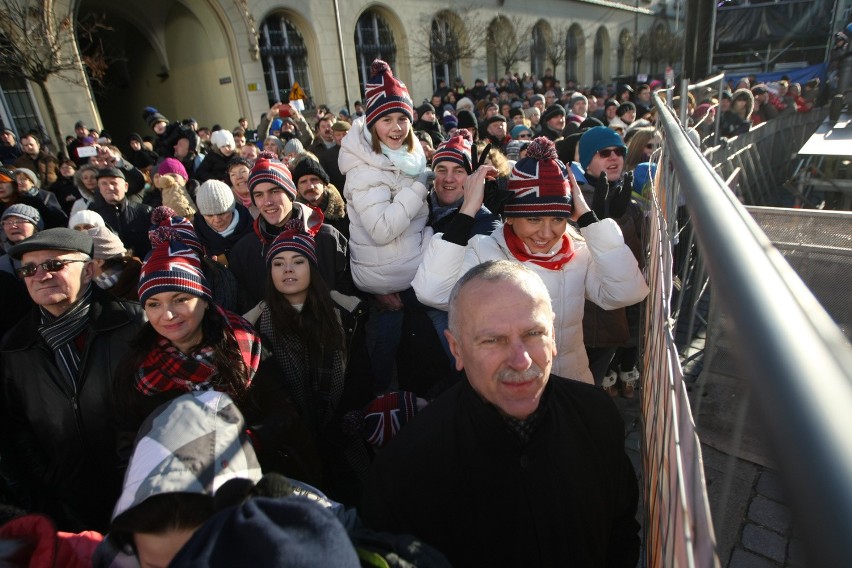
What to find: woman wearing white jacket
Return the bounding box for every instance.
[413,137,648,385]
[338,59,433,391]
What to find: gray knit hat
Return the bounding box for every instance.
[13,168,39,187]
[283,138,303,156]
[86,224,126,259]
[2,204,43,231]
[196,180,236,216]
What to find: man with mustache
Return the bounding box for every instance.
[362,260,640,567]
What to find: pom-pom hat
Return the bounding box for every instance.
[138,208,212,304]
[248,153,297,204]
[364,59,413,130]
[265,220,318,268]
[432,129,473,173]
[504,137,573,218]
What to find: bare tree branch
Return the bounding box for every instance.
[0,0,79,84]
[546,24,571,78]
[487,14,531,75]
[410,5,487,69]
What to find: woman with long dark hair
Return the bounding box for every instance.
[254,223,372,504]
[113,220,261,447]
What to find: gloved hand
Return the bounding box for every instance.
[591,171,634,219]
[417,168,435,187]
[609,171,634,219]
[591,172,610,218]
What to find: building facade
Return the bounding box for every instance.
[1,0,671,151]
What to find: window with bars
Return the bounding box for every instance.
[566,29,578,83]
[0,76,42,142]
[259,15,311,107]
[355,11,397,96]
[593,28,605,82]
[431,15,460,91]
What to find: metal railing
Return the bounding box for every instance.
[650,90,852,566]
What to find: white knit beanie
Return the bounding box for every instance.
[68,210,107,230]
[196,180,236,215]
[210,129,235,150]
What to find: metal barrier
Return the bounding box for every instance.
[649,91,852,566]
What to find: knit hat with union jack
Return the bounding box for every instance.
[138,210,212,305]
[504,137,573,218]
[364,59,413,130]
[265,219,318,268]
[248,152,297,204]
[432,129,473,173]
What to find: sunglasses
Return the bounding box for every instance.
[597,147,626,159]
[16,258,87,279]
[646,143,658,150]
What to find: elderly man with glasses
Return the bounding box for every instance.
[0,228,146,532]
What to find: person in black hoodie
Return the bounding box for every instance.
[126,132,158,172]
[412,102,444,147]
[47,159,81,215]
[193,179,254,265]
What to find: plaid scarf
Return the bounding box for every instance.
[258,306,345,432]
[38,285,93,392]
[136,305,261,396]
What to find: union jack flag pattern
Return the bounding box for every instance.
[364,59,413,129]
[504,137,573,218]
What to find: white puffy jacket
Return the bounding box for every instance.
[338,117,431,294]
[413,219,649,383]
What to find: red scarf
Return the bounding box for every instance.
[503,224,575,270]
[135,305,261,395]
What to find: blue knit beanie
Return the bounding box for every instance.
[578,126,627,170]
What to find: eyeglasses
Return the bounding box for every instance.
[597,147,626,159]
[2,219,31,228]
[16,258,87,278]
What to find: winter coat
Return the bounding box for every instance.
[0,289,146,532]
[193,148,232,184]
[0,189,67,229]
[14,150,59,187]
[48,175,81,215]
[361,377,641,567]
[338,117,431,295]
[193,202,255,260]
[319,144,347,197]
[412,219,649,384]
[90,198,153,258]
[228,202,354,305]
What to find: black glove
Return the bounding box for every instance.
[483,179,513,216]
[591,172,609,218]
[609,171,634,219]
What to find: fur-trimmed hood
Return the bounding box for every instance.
[731,88,754,118]
[297,183,346,221]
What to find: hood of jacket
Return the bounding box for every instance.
[731,88,755,118]
[111,391,262,522]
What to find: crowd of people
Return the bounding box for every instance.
[0,58,687,566]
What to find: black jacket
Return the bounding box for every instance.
[362,377,640,567]
[194,149,231,184]
[193,203,255,259]
[228,203,355,305]
[0,289,146,532]
[90,198,153,258]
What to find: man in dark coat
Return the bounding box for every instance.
[362,260,640,567]
[229,154,353,305]
[0,228,146,532]
[89,167,153,258]
[292,156,349,239]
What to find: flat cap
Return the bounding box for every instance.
[97,166,126,180]
[9,227,94,259]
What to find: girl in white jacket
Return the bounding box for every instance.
[338,59,433,392]
[413,137,649,385]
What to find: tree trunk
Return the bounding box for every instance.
[35,79,63,158]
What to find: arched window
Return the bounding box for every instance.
[530,22,549,78]
[355,10,397,95]
[565,25,584,84]
[593,27,609,83]
[431,13,461,91]
[617,30,632,77]
[259,15,311,106]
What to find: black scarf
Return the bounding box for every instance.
[38,285,93,391]
[258,306,345,433]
